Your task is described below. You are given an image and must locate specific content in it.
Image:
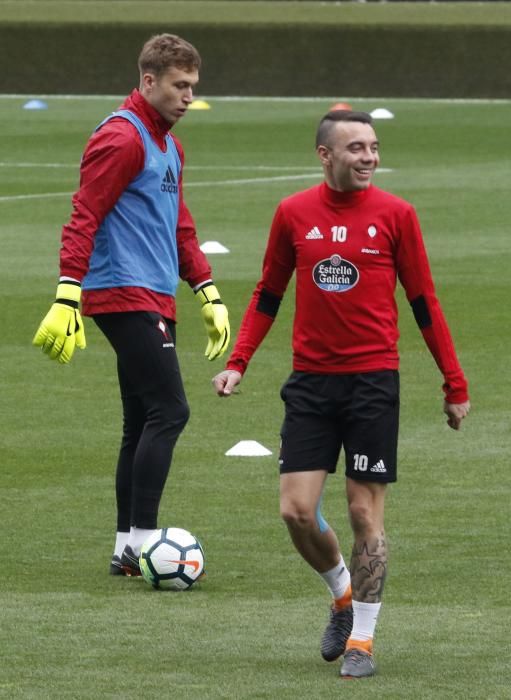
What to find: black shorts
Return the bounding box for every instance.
[279,370,399,483]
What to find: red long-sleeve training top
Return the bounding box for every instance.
[227,182,468,404]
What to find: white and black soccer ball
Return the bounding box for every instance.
[140,527,205,591]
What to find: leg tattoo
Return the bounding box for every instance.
[350,531,387,602]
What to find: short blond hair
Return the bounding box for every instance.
[138,33,201,76]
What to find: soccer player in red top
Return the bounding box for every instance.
[33,34,230,577]
[213,110,470,679]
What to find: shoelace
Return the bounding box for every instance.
[346,650,370,665]
[330,607,352,626]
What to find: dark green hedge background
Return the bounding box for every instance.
[1,22,510,97]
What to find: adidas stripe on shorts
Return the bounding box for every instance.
[279,370,399,483]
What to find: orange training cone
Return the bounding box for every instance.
[329,102,352,111]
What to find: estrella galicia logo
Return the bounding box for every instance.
[161,166,178,193]
[312,254,359,292]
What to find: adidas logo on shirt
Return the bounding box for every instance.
[370,460,387,473]
[306,226,323,240]
[161,166,178,193]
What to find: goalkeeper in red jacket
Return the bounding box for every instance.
[213,109,470,679]
[33,34,230,577]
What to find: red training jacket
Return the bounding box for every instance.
[227,182,468,404]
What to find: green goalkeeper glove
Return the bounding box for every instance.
[195,282,230,361]
[32,282,86,364]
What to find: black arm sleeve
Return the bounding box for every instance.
[256,288,282,319]
[410,295,432,329]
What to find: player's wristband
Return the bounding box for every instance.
[55,281,81,307]
[195,282,223,306]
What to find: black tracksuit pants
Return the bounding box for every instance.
[94,311,189,531]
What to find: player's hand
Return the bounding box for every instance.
[32,282,86,364]
[195,283,230,360]
[443,400,471,430]
[212,369,242,397]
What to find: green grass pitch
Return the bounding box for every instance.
[0,95,510,698]
[4,2,511,26]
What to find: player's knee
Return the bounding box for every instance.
[149,399,190,437]
[280,500,316,531]
[348,499,376,536]
[168,400,190,434]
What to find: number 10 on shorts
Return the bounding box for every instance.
[354,453,368,471]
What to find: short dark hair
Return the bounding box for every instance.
[138,33,201,77]
[315,110,373,149]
